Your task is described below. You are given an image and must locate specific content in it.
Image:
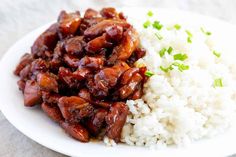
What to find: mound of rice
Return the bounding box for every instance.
[119,13,236,147]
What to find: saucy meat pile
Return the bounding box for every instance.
[14,8,146,143]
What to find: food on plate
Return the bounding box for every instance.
[14,7,146,143]
[14,8,236,148]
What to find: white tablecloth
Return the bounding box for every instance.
[0,0,236,156]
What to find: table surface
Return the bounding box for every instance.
[0,0,236,157]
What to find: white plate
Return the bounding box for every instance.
[0,8,236,157]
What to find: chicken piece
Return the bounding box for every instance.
[120,68,139,85]
[119,73,143,99]
[78,56,104,70]
[84,8,99,18]
[79,17,104,34]
[129,85,142,100]
[41,102,64,123]
[50,42,64,71]
[105,25,123,43]
[85,33,112,53]
[108,27,139,64]
[90,61,129,97]
[17,80,26,91]
[64,36,86,56]
[37,73,58,93]
[78,88,92,102]
[84,19,130,38]
[42,91,61,104]
[30,59,50,78]
[63,54,80,68]
[105,102,129,142]
[85,25,123,53]
[92,100,111,108]
[86,109,107,135]
[58,67,85,89]
[58,11,81,38]
[127,48,146,65]
[23,80,42,107]
[100,7,119,19]
[61,121,89,142]
[58,96,94,122]
[19,64,31,80]
[31,24,59,58]
[14,53,33,76]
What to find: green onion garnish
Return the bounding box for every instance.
[185,30,193,43]
[159,48,167,57]
[174,24,181,30]
[172,62,189,72]
[213,50,221,58]
[160,66,170,73]
[173,53,188,61]
[185,30,193,37]
[155,32,163,40]
[147,11,153,17]
[214,78,223,87]
[152,21,163,30]
[187,37,192,43]
[145,71,154,77]
[167,46,173,54]
[143,20,151,28]
[200,27,212,36]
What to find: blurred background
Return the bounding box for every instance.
[0,0,235,157]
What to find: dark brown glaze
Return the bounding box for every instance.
[105,102,129,142]
[14,7,148,143]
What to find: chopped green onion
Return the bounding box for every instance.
[187,36,192,43]
[160,66,170,73]
[214,78,223,87]
[173,53,188,61]
[145,70,154,77]
[152,21,163,30]
[200,27,212,36]
[167,46,173,54]
[172,62,189,72]
[155,32,163,40]
[159,48,166,57]
[147,11,153,17]
[185,30,193,37]
[213,50,221,58]
[174,24,181,30]
[143,20,151,28]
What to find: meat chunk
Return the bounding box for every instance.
[31,24,59,58]
[78,88,92,102]
[105,102,129,142]
[58,11,81,38]
[41,102,64,123]
[100,7,119,19]
[14,53,33,76]
[84,8,99,18]
[58,96,94,122]
[63,54,80,68]
[119,73,143,99]
[89,61,129,97]
[37,73,58,93]
[108,27,139,64]
[64,36,86,56]
[85,33,112,53]
[86,109,107,135]
[84,20,130,38]
[61,122,89,142]
[42,91,61,104]
[78,56,104,70]
[23,80,41,107]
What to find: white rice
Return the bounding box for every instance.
[118,13,236,147]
